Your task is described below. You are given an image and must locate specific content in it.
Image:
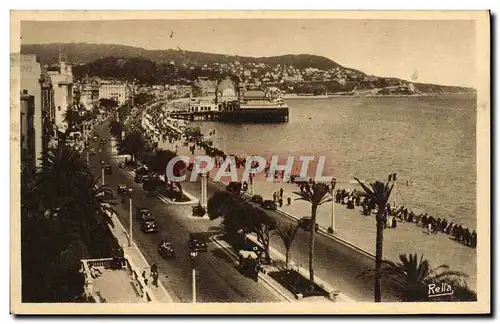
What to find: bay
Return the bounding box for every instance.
[187,94,477,229]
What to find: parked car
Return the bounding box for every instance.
[136,207,153,223]
[298,216,319,232]
[104,165,113,175]
[188,237,208,253]
[89,148,96,155]
[226,181,242,194]
[134,167,149,183]
[93,135,99,142]
[117,184,129,196]
[100,138,106,145]
[141,219,159,233]
[261,200,277,210]
[157,240,176,258]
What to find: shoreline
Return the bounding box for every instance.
[281,92,474,99]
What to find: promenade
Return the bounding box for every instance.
[161,137,477,291]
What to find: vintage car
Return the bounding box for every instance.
[238,250,260,280]
[157,240,176,258]
[117,184,129,196]
[136,207,153,223]
[298,216,319,232]
[104,165,113,175]
[140,219,159,233]
[261,200,277,210]
[188,237,208,253]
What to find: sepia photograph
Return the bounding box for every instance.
[10,10,490,315]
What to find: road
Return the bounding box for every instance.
[182,169,400,302]
[87,120,280,303]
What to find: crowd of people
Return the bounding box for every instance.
[145,106,477,250]
[334,188,477,249]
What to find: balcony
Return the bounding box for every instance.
[80,256,156,303]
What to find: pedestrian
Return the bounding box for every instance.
[287,196,291,206]
[427,223,432,235]
[279,188,283,198]
[279,198,283,208]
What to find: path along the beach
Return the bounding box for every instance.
[160,138,477,292]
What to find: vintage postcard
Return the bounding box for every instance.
[10,10,490,315]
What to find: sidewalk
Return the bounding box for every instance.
[107,212,174,303]
[167,139,477,291]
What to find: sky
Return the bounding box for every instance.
[21,19,477,87]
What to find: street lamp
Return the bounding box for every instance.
[101,161,105,186]
[189,251,199,303]
[128,188,133,247]
[329,178,337,234]
[249,173,254,196]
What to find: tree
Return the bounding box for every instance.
[99,98,119,111]
[207,191,238,221]
[360,253,470,302]
[354,177,394,302]
[109,120,123,140]
[62,107,81,130]
[207,191,276,261]
[246,206,276,263]
[276,221,299,269]
[293,182,332,290]
[119,130,146,162]
[26,144,90,215]
[147,149,176,178]
[21,143,118,302]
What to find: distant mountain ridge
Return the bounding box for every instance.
[20,43,347,71]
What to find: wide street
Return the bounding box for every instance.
[86,120,280,303]
[181,169,400,302]
[89,119,399,303]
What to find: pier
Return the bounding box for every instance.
[167,107,289,123]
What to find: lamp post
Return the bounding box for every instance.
[128,188,133,247]
[330,178,337,234]
[101,161,105,186]
[249,173,254,196]
[190,251,199,303]
[200,172,208,209]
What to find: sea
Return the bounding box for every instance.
[186,94,477,229]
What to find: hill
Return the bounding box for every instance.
[20,42,474,93]
[20,43,346,71]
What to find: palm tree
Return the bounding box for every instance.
[293,182,332,290]
[26,144,90,214]
[62,107,81,130]
[65,174,116,245]
[360,253,469,302]
[354,177,394,302]
[276,222,299,269]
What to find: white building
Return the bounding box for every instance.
[188,100,219,113]
[47,60,73,133]
[20,54,43,168]
[99,81,131,105]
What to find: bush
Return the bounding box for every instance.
[192,204,206,217]
[251,195,264,205]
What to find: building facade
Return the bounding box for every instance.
[48,61,74,134]
[20,54,43,168]
[99,82,130,106]
[20,91,35,183]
